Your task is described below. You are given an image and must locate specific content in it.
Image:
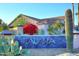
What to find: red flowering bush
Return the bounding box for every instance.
[23,24,38,35]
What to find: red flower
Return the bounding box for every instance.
[23,24,38,35]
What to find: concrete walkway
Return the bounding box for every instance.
[21,48,79,56]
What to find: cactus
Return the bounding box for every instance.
[65,9,73,52]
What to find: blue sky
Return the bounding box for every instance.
[0,3,78,25]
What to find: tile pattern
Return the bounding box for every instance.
[14,35,66,48]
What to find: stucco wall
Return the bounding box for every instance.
[73,35,79,49]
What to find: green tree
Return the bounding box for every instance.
[0,27,3,32]
[0,19,3,32]
[13,18,27,27]
[0,26,3,32]
[0,19,9,32]
[48,20,64,35]
[0,19,2,24]
[3,23,9,30]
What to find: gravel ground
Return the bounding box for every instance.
[23,48,79,56]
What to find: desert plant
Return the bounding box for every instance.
[0,37,11,55]
[0,36,20,56]
[65,9,73,52]
[0,36,30,56]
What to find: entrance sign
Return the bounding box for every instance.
[14,35,66,48]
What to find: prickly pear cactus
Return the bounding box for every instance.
[65,9,73,52]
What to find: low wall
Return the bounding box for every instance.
[14,35,66,48]
[0,35,79,49]
[73,35,79,49]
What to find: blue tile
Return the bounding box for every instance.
[14,35,66,48]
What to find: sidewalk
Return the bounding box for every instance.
[20,48,79,56]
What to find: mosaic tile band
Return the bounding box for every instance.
[14,35,66,48]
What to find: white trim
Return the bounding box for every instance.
[15,34,65,36]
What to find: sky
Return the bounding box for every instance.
[0,3,78,25]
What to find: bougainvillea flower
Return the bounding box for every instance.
[23,24,38,35]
